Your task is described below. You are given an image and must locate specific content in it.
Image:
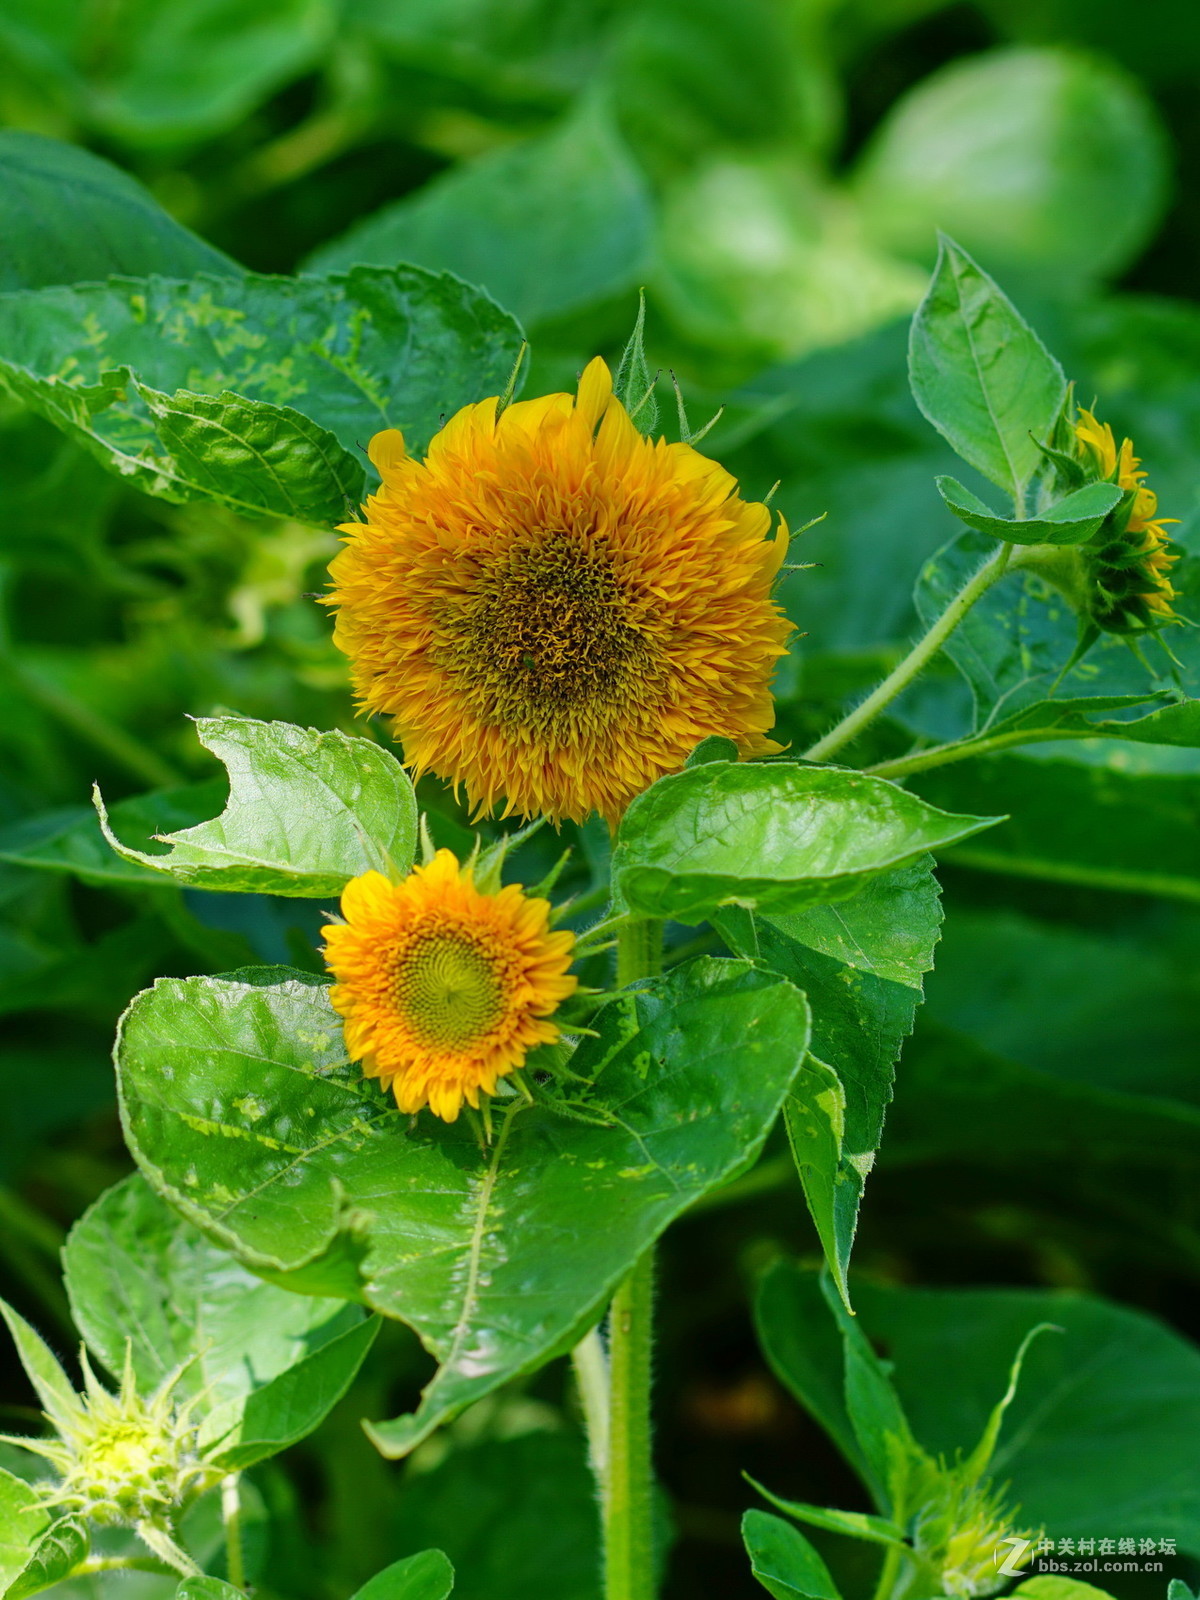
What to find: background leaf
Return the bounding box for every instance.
[908,236,1066,503]
[0,131,240,292]
[308,96,653,328]
[742,1509,842,1600]
[0,265,522,519]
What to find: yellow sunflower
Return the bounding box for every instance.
[1074,407,1179,627]
[326,357,791,824]
[322,850,576,1122]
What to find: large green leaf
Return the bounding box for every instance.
[63,1172,377,1467]
[758,1262,1200,1551]
[0,131,240,292]
[613,759,994,923]
[307,97,653,327]
[717,861,942,1304]
[855,48,1168,285]
[390,1434,598,1600]
[0,266,522,521]
[95,717,417,896]
[742,1509,842,1600]
[116,958,810,1455]
[0,1471,51,1595]
[908,236,1066,504]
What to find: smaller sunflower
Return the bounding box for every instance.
[1073,407,1179,631]
[322,850,577,1121]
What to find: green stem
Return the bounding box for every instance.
[222,1472,246,1590]
[615,918,663,987]
[803,543,1013,764]
[69,1558,179,1579]
[871,1541,906,1600]
[603,917,663,1600]
[866,724,1098,781]
[605,1248,656,1600]
[572,1326,611,1487]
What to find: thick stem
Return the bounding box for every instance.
[803,543,1013,764]
[603,918,663,1600]
[605,1249,656,1600]
[222,1472,246,1590]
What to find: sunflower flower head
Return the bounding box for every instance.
[326,357,792,824]
[1,1342,220,1533]
[906,1453,1039,1599]
[1068,406,1180,633]
[322,849,577,1121]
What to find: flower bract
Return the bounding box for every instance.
[322,850,577,1121]
[326,357,792,823]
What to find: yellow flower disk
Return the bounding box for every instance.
[326,357,792,823]
[322,850,577,1121]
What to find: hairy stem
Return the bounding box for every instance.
[866,724,1097,781]
[603,917,663,1600]
[222,1472,246,1589]
[803,543,1013,764]
[605,1248,657,1600]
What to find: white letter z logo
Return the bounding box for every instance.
[996,1536,1033,1577]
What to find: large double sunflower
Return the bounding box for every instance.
[326,357,791,824]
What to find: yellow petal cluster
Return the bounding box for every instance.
[322,850,576,1121]
[1074,407,1178,624]
[326,357,791,823]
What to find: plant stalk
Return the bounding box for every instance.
[605,1247,657,1600]
[803,542,1013,764]
[602,917,664,1600]
[222,1472,246,1589]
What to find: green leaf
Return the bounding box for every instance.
[612,760,997,924]
[778,1056,858,1309]
[63,1172,376,1464]
[615,289,660,436]
[913,755,1200,904]
[116,958,811,1456]
[816,1274,915,1505]
[720,860,941,1301]
[0,1472,52,1596]
[1014,1583,1119,1600]
[780,1264,1200,1551]
[936,475,1124,546]
[307,97,652,328]
[0,1299,78,1437]
[0,131,240,292]
[95,717,417,897]
[5,1519,89,1600]
[746,1478,906,1549]
[742,1509,842,1600]
[390,1436,596,1600]
[908,236,1066,503]
[0,0,331,147]
[0,781,226,890]
[349,1551,455,1600]
[176,1581,250,1600]
[855,48,1169,285]
[0,265,522,520]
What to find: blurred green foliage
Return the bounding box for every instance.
[1,1,1199,1597]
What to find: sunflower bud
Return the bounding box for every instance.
[1023,402,1180,635]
